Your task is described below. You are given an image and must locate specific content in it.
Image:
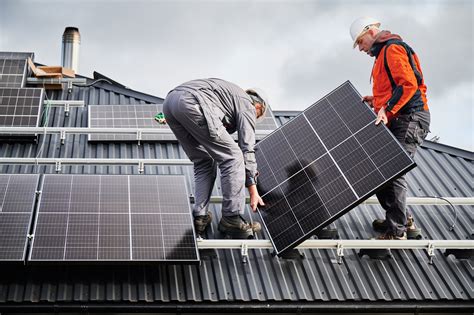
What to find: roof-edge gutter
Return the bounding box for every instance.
[1,301,473,313]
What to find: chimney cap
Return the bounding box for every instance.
[64,26,80,33]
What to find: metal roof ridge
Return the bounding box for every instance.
[30,57,165,104]
[421,141,473,161]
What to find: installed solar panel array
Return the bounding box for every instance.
[256,81,415,255]
[0,59,28,88]
[0,88,44,127]
[29,174,199,262]
[0,52,34,60]
[88,103,278,142]
[88,104,174,141]
[0,174,39,261]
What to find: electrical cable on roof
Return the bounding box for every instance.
[418,195,458,231]
[73,78,113,88]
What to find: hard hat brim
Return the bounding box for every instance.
[352,22,380,49]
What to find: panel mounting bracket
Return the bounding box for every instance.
[336,242,344,264]
[241,242,249,264]
[428,242,435,264]
[138,161,145,174]
[55,160,62,173]
[60,129,66,145]
[67,80,73,93]
[136,130,142,146]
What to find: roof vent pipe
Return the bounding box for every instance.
[61,27,80,73]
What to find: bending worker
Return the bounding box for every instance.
[162,78,266,239]
[350,17,431,240]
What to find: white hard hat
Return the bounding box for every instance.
[350,17,381,48]
[246,87,269,120]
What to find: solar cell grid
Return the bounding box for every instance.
[89,103,279,142]
[0,59,28,88]
[88,104,175,142]
[0,87,43,127]
[0,52,34,60]
[29,174,199,262]
[0,174,39,261]
[256,81,415,255]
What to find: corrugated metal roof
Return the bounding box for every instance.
[0,75,472,312]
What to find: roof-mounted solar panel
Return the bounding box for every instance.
[0,88,44,127]
[88,104,176,142]
[256,81,416,256]
[0,52,34,60]
[0,59,28,88]
[0,87,44,141]
[88,102,278,143]
[29,174,199,263]
[0,174,39,262]
[257,105,278,131]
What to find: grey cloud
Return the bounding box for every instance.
[0,0,472,150]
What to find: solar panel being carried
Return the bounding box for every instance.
[0,174,39,261]
[0,87,44,127]
[255,81,415,255]
[0,59,28,88]
[29,174,199,262]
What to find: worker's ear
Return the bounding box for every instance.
[368,28,377,38]
[255,103,263,117]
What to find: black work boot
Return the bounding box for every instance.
[372,218,389,233]
[194,211,212,238]
[406,215,423,239]
[376,231,407,240]
[218,215,261,239]
[372,215,416,233]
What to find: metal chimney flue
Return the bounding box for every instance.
[61,27,80,73]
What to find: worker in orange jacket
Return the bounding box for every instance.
[350,17,431,240]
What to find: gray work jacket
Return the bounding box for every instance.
[172,78,258,186]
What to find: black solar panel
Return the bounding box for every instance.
[256,81,415,255]
[29,174,199,262]
[88,104,174,142]
[0,52,34,60]
[0,59,28,88]
[88,103,278,142]
[0,174,39,261]
[0,88,44,127]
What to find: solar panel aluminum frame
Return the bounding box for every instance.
[87,104,178,142]
[255,81,416,256]
[0,58,28,88]
[28,174,200,264]
[87,104,278,143]
[0,174,40,263]
[0,87,45,142]
[0,52,35,60]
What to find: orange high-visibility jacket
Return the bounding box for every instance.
[371,41,429,117]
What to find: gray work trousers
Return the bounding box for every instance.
[376,110,431,236]
[162,90,246,218]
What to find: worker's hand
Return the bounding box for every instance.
[248,184,265,212]
[362,95,374,108]
[375,107,388,125]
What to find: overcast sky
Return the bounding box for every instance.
[1,0,472,151]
